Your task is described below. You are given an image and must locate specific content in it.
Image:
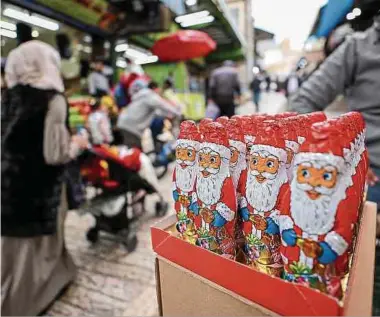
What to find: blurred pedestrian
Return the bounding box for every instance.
[88,98,113,145]
[88,57,110,97]
[2,40,88,316]
[209,60,241,117]
[250,74,262,112]
[284,70,301,99]
[116,80,181,149]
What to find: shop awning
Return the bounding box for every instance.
[311,0,354,38]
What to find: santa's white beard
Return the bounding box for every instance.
[290,181,339,235]
[246,167,287,212]
[230,154,246,188]
[175,161,197,193]
[197,162,229,206]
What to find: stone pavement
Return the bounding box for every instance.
[46,92,296,316]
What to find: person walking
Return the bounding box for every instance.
[116,80,181,150]
[88,57,110,97]
[250,74,262,112]
[289,13,380,315]
[2,39,88,315]
[209,60,241,117]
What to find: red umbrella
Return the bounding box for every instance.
[151,30,217,62]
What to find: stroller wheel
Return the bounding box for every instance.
[86,227,99,243]
[155,201,168,217]
[123,234,138,253]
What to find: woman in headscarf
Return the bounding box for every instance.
[1,40,88,315]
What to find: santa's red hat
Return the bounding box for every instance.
[216,116,229,127]
[295,120,346,170]
[250,123,287,162]
[227,119,246,153]
[280,118,300,153]
[199,118,213,136]
[177,120,201,149]
[201,122,230,158]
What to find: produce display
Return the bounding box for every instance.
[172,112,368,300]
[68,96,92,130]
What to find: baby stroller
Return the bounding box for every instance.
[78,145,168,252]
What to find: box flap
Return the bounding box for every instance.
[157,256,278,316]
[151,219,340,316]
[343,202,376,316]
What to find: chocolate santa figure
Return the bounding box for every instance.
[173,121,201,243]
[238,124,288,276]
[226,119,247,189]
[279,121,362,298]
[195,122,237,258]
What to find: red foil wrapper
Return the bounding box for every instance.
[173,121,201,244]
[194,122,237,259]
[238,123,288,276]
[279,121,360,299]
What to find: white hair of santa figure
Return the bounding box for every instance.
[289,152,351,236]
[246,144,288,213]
[217,117,247,189]
[175,138,200,193]
[280,117,302,182]
[196,141,231,207]
[230,139,247,188]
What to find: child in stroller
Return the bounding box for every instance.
[79,144,168,252]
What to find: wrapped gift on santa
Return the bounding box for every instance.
[194,122,237,259]
[237,123,289,276]
[172,121,201,244]
[279,119,364,299]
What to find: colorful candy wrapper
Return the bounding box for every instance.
[279,120,363,299]
[173,121,201,244]
[238,123,288,276]
[194,122,237,259]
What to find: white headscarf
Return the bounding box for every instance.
[5,40,64,92]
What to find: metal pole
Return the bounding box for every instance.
[246,0,254,85]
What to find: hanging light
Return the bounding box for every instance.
[0,28,16,38]
[3,8,59,31]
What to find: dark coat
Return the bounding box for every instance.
[1,85,68,237]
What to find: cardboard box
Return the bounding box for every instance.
[151,202,377,316]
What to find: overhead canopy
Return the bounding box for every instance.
[254,27,274,42]
[310,0,354,38]
[4,0,171,37]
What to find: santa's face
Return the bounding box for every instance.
[198,148,222,178]
[249,152,280,183]
[291,160,341,235]
[296,163,338,200]
[175,143,197,192]
[196,146,229,206]
[246,150,286,212]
